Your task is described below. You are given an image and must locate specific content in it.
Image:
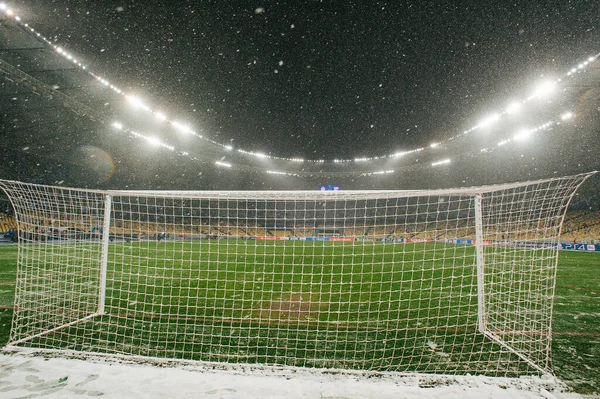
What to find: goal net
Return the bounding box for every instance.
[0,172,594,376]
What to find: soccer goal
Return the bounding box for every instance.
[0,172,594,376]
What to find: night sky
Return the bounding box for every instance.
[1,1,599,189]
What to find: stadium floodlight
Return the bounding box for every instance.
[127,95,146,107]
[513,129,531,141]
[146,136,161,146]
[532,80,556,98]
[155,112,167,121]
[0,3,6,11]
[267,170,286,175]
[126,95,151,112]
[590,57,596,62]
[0,173,594,376]
[561,111,574,121]
[478,113,500,129]
[5,8,13,16]
[354,157,369,162]
[224,145,233,151]
[172,121,192,134]
[254,152,267,159]
[430,142,439,148]
[215,161,231,168]
[506,101,521,114]
[431,158,451,166]
[112,122,123,130]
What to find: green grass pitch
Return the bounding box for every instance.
[0,242,598,393]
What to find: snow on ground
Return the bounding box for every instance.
[0,352,588,399]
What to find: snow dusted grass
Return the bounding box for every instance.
[551,250,600,395]
[0,350,584,399]
[0,244,598,396]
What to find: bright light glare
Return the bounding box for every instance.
[506,101,521,114]
[127,96,145,108]
[5,8,13,15]
[430,142,439,148]
[513,129,530,141]
[146,137,161,146]
[254,153,266,159]
[561,111,574,120]
[0,4,6,11]
[172,121,191,133]
[215,161,231,168]
[532,80,556,98]
[432,159,451,167]
[155,112,167,121]
[478,113,500,128]
[112,122,123,130]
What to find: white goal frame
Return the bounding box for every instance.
[0,172,595,377]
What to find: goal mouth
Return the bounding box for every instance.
[0,172,596,377]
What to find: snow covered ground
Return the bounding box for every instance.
[0,352,588,399]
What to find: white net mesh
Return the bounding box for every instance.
[0,173,594,376]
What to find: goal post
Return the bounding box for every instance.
[97,194,112,315]
[0,172,595,376]
[474,194,486,335]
